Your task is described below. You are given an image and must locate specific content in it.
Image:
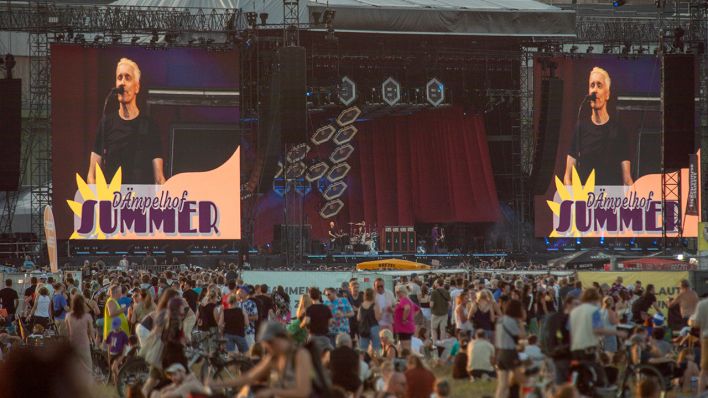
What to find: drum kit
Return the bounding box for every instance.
[348,221,378,252]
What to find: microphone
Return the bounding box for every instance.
[111,85,125,95]
[585,92,597,102]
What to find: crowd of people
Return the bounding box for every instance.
[0,261,707,398]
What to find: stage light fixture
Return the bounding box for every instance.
[320,199,344,219]
[285,162,307,179]
[425,78,445,107]
[245,12,258,29]
[602,45,612,54]
[131,36,140,44]
[312,12,322,25]
[612,0,625,7]
[274,161,283,179]
[323,181,348,200]
[336,106,362,126]
[673,26,685,52]
[74,33,85,44]
[586,46,594,54]
[323,9,336,24]
[382,77,401,106]
[112,35,121,45]
[67,28,74,40]
[622,43,631,55]
[326,162,351,182]
[150,30,158,44]
[286,143,311,164]
[329,144,355,164]
[311,124,337,145]
[338,76,357,106]
[55,33,65,42]
[569,45,578,54]
[259,13,269,25]
[273,178,288,196]
[306,162,329,182]
[333,125,358,145]
[93,35,103,44]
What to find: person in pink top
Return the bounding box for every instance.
[393,284,420,352]
[66,293,94,374]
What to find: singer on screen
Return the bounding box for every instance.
[87,58,166,185]
[564,67,633,186]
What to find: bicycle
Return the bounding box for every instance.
[617,360,668,398]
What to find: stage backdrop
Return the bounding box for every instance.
[52,45,240,240]
[532,55,700,238]
[253,106,501,245]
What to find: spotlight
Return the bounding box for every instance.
[112,35,121,45]
[636,46,646,55]
[622,43,631,55]
[569,45,578,54]
[323,9,336,24]
[245,12,258,29]
[312,11,322,25]
[131,36,140,45]
[602,45,612,54]
[613,0,625,7]
[67,28,74,40]
[93,35,103,44]
[3,54,15,78]
[259,13,269,26]
[586,46,594,53]
[55,33,65,42]
[673,26,685,52]
[74,33,85,44]
[381,77,401,106]
[150,30,158,44]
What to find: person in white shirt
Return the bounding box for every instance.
[467,329,495,380]
[374,278,395,330]
[689,296,708,391]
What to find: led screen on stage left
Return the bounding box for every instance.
[51,44,241,240]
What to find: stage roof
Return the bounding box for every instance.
[107,0,576,37]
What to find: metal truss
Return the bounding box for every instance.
[661,170,683,247]
[575,16,665,45]
[0,3,243,34]
[283,0,300,46]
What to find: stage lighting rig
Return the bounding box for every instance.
[336,106,361,126]
[323,181,348,200]
[111,35,121,45]
[382,77,401,106]
[311,124,337,145]
[672,26,685,53]
[425,78,445,107]
[613,0,626,7]
[306,162,329,182]
[131,36,140,45]
[327,162,351,182]
[323,9,336,25]
[245,12,258,29]
[150,30,159,44]
[320,199,344,219]
[338,76,357,106]
[333,125,358,145]
[311,11,322,25]
[259,13,269,25]
[329,144,355,164]
[74,34,85,44]
[569,45,578,54]
[586,46,594,54]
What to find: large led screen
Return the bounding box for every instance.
[532,55,700,238]
[52,45,241,240]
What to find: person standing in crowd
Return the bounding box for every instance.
[28,286,51,329]
[690,293,708,391]
[272,285,291,324]
[393,284,419,352]
[52,283,70,336]
[23,276,38,316]
[182,279,199,314]
[374,278,395,331]
[254,284,275,331]
[197,289,219,334]
[237,286,259,348]
[668,279,699,327]
[130,289,155,329]
[470,290,496,340]
[66,293,94,374]
[358,287,382,353]
[302,287,333,351]
[218,294,249,354]
[419,284,431,321]
[600,296,619,356]
[569,288,626,388]
[631,284,661,324]
[453,293,473,342]
[0,279,19,322]
[325,288,354,345]
[103,284,130,342]
[346,280,364,343]
[495,299,526,398]
[430,278,451,342]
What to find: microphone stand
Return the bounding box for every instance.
[100,86,124,161]
[574,94,594,172]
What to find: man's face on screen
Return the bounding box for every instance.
[588,71,609,111]
[115,64,140,104]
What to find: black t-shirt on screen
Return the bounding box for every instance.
[306,303,332,336]
[93,112,162,184]
[568,117,632,185]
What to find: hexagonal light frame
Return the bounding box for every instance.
[382,77,401,106]
[311,124,337,146]
[426,78,445,107]
[327,162,351,182]
[323,181,348,200]
[305,162,329,182]
[338,76,357,106]
[333,125,358,145]
[329,144,355,164]
[274,161,283,178]
[336,106,362,127]
[284,161,307,179]
[320,199,345,219]
[286,143,311,164]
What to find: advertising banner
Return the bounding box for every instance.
[687,154,699,216]
[43,206,58,273]
[577,271,688,316]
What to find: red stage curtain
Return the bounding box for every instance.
[254,106,500,245]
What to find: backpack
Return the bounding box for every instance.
[358,305,373,337]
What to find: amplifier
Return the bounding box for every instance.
[381,226,416,253]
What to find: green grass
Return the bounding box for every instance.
[432,367,495,398]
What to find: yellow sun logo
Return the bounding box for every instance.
[546,166,595,238]
[66,164,122,240]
